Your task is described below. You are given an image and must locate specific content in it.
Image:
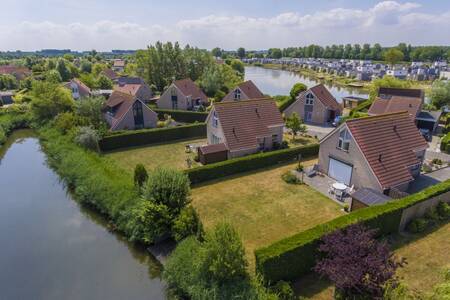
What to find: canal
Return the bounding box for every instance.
[0,130,165,300]
[245,66,369,101]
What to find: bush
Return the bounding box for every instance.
[0,112,31,146]
[54,112,76,134]
[186,144,319,184]
[172,206,204,242]
[271,281,294,300]
[153,109,208,123]
[281,171,300,184]
[432,158,443,165]
[406,218,428,233]
[349,99,373,117]
[99,123,206,151]
[133,163,148,188]
[425,207,440,222]
[74,126,100,152]
[441,133,450,153]
[436,201,450,219]
[254,179,450,283]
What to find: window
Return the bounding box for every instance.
[211,134,220,144]
[272,134,278,143]
[258,138,265,150]
[234,89,241,100]
[338,129,351,151]
[305,93,314,105]
[212,111,218,128]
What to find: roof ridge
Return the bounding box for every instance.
[216,97,273,106]
[346,111,409,123]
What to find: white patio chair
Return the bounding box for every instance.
[335,189,344,201]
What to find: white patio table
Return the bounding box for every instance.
[332,182,347,191]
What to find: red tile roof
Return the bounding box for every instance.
[114,84,142,96]
[63,78,91,97]
[173,79,208,103]
[346,112,428,189]
[214,98,284,152]
[113,60,125,67]
[104,91,135,128]
[102,68,118,80]
[199,143,228,155]
[309,84,341,111]
[368,88,424,117]
[0,65,31,80]
[235,80,264,99]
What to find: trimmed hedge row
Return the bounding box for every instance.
[154,109,208,123]
[277,97,296,112]
[349,99,373,117]
[99,123,206,151]
[185,144,319,184]
[254,179,450,283]
[441,133,450,153]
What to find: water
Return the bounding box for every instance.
[0,130,165,300]
[245,66,369,102]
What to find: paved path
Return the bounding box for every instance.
[305,124,335,140]
[425,150,450,163]
[408,167,450,194]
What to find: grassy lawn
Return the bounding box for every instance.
[105,138,205,172]
[283,132,318,148]
[191,159,344,271]
[293,222,450,299]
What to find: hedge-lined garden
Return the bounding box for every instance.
[0,109,31,146]
[154,109,208,123]
[99,123,206,151]
[185,144,319,184]
[254,179,450,283]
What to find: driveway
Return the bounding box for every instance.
[408,167,450,194]
[305,124,335,140]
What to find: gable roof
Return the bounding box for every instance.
[345,112,428,190]
[105,91,152,129]
[102,68,118,80]
[368,87,424,117]
[213,98,284,152]
[172,78,207,102]
[63,78,91,97]
[308,84,341,111]
[0,65,31,80]
[113,60,125,67]
[233,80,264,99]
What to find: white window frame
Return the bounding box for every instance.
[305,93,314,105]
[338,129,351,151]
[211,134,220,144]
[234,89,241,100]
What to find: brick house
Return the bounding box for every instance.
[222,80,264,102]
[318,112,428,195]
[157,78,208,111]
[63,78,91,100]
[200,98,284,162]
[114,77,154,103]
[284,84,342,125]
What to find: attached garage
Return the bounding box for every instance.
[328,158,353,185]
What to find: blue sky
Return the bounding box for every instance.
[1,0,449,51]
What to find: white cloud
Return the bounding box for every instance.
[0,1,449,51]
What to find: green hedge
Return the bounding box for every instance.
[255,179,450,283]
[154,109,208,123]
[0,112,31,146]
[99,123,206,151]
[185,144,319,184]
[349,99,373,117]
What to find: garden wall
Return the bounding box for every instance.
[99,123,206,152]
[398,190,450,231]
[254,179,450,283]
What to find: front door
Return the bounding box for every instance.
[133,101,144,128]
[305,111,312,122]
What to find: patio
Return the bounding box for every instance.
[294,167,352,206]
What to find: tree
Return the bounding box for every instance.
[143,168,191,217]
[75,96,106,129]
[44,70,62,83]
[130,200,172,244]
[134,163,148,188]
[286,112,307,140]
[211,47,222,58]
[314,224,403,298]
[171,206,204,241]
[237,47,246,59]
[289,82,307,101]
[30,81,74,122]
[80,60,92,73]
[268,48,282,59]
[0,74,18,90]
[74,126,100,151]
[369,76,412,101]
[230,59,245,75]
[199,64,242,97]
[384,48,404,65]
[430,80,450,109]
[56,59,71,81]
[96,74,113,89]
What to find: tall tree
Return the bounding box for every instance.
[237,47,246,59]
[384,48,404,65]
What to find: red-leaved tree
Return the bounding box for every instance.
[314,224,403,298]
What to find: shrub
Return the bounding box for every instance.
[99,123,206,151]
[271,281,294,300]
[74,126,100,152]
[432,158,443,165]
[186,144,319,184]
[143,168,191,217]
[133,163,148,188]
[282,171,300,184]
[54,112,76,134]
[172,206,204,242]
[296,163,304,172]
[436,201,450,220]
[255,179,450,283]
[425,207,440,222]
[407,218,428,233]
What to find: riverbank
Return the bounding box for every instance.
[248,63,433,94]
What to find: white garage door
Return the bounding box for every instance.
[328,158,352,185]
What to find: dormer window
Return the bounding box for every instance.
[305,93,314,105]
[338,129,351,151]
[234,89,241,100]
[212,111,218,128]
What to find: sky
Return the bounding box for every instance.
[0,0,449,51]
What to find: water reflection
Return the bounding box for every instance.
[245,66,369,102]
[0,130,165,300]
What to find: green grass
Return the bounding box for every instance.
[191,159,344,271]
[105,137,206,172]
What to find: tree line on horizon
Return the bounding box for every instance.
[213,43,450,62]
